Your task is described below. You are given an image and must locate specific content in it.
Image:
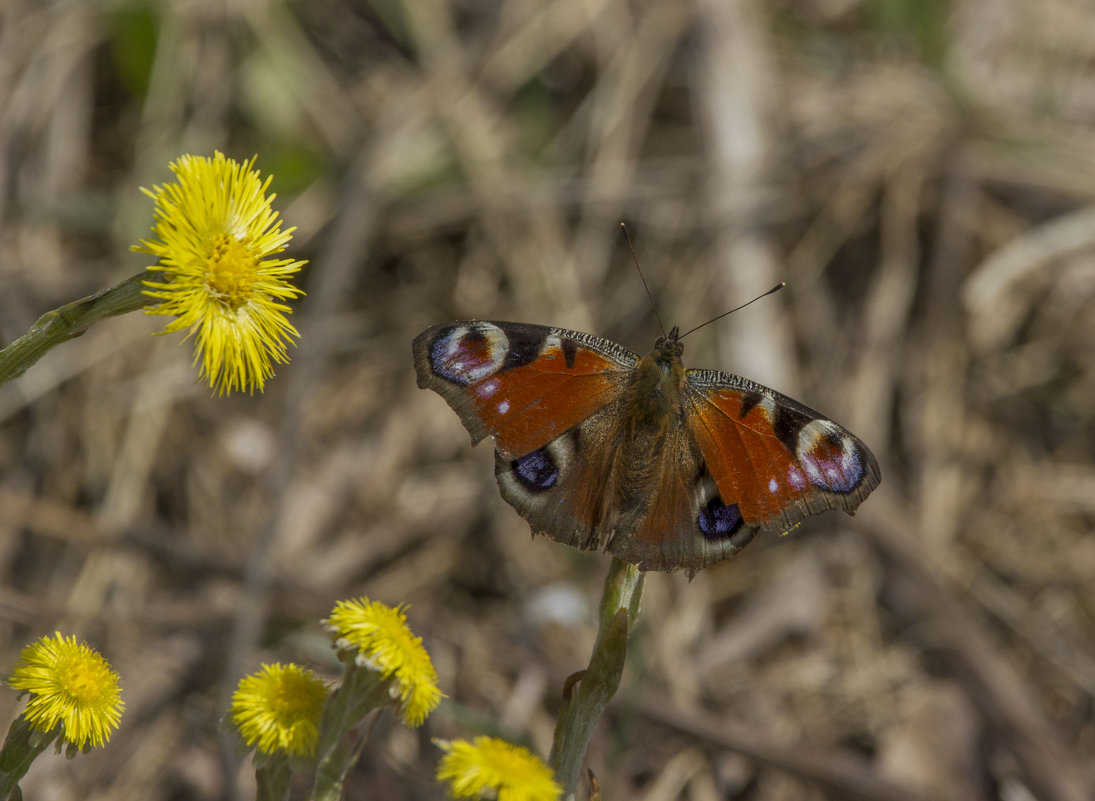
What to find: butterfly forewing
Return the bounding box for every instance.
[684,370,880,536]
[412,321,637,457]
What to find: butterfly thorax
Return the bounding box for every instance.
[630,331,687,424]
[604,331,689,516]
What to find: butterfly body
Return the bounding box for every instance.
[590,330,685,528]
[413,320,879,576]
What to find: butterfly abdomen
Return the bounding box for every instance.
[607,348,690,515]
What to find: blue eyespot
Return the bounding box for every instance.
[697,497,743,539]
[513,449,558,491]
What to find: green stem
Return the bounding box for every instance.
[0,718,55,801]
[311,663,394,801]
[550,558,644,797]
[255,757,293,801]
[0,272,151,386]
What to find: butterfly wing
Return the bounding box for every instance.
[494,401,624,551]
[415,321,639,552]
[601,415,760,574]
[608,370,879,575]
[683,369,880,538]
[412,321,638,458]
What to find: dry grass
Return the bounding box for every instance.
[2,1,1094,799]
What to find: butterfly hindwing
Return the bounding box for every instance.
[602,418,761,573]
[494,402,623,552]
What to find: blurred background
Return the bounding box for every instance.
[2,0,1094,799]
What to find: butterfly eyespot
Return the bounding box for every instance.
[512,448,559,491]
[429,323,509,385]
[796,420,865,494]
[697,496,743,539]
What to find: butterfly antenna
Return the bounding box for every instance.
[677,282,786,340]
[620,222,667,339]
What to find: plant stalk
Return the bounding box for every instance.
[549,557,644,797]
[0,272,150,386]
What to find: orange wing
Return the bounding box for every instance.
[413,321,637,457]
[684,369,879,535]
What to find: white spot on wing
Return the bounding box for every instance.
[757,396,777,420]
[477,379,500,399]
[539,334,568,365]
[497,400,510,415]
[768,478,778,494]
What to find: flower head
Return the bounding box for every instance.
[325,597,443,726]
[230,663,328,758]
[8,632,124,749]
[436,736,561,801]
[134,151,306,395]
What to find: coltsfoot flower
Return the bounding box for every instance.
[436,736,561,801]
[8,632,124,749]
[134,151,306,395]
[230,663,328,758]
[325,597,443,726]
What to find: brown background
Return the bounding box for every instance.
[1,1,1093,799]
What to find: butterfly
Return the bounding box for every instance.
[412,320,879,576]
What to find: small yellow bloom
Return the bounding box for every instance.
[436,737,561,801]
[230,663,328,758]
[326,597,443,726]
[134,151,306,395]
[8,632,124,749]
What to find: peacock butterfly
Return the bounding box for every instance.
[412,313,879,576]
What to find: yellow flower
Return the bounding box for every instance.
[436,737,561,801]
[325,597,443,726]
[8,632,124,749]
[134,151,306,395]
[230,663,328,758]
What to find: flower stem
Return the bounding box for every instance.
[0,271,150,386]
[0,717,54,801]
[311,662,394,801]
[255,758,292,801]
[549,558,644,797]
